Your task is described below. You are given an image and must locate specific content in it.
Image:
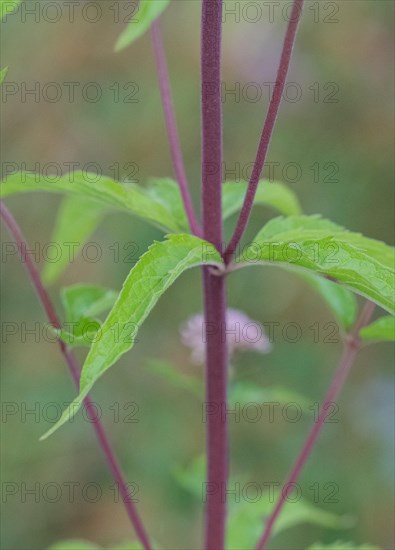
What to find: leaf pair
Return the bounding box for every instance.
[2,173,393,435]
[40,215,394,439]
[1,173,302,284]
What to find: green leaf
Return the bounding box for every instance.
[42,196,107,284]
[48,541,101,550]
[115,0,171,51]
[308,542,381,550]
[223,180,302,219]
[41,235,223,439]
[55,317,102,347]
[359,316,395,343]
[53,285,118,347]
[237,215,395,315]
[61,284,118,322]
[147,177,188,230]
[0,66,8,83]
[227,493,351,549]
[254,215,344,240]
[273,500,352,536]
[291,270,358,330]
[1,0,20,20]
[146,359,203,398]
[1,172,185,233]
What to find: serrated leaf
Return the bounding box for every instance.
[146,359,203,398]
[291,269,358,330]
[1,0,20,20]
[237,216,395,315]
[227,493,351,549]
[48,541,101,550]
[1,172,185,233]
[41,235,223,439]
[308,542,381,550]
[115,0,171,52]
[42,196,107,284]
[359,316,395,343]
[0,66,8,83]
[223,180,302,220]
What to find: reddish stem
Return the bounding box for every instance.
[0,201,152,550]
[224,0,304,264]
[255,300,376,550]
[151,20,201,236]
[201,1,228,549]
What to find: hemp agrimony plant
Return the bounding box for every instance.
[1,1,394,549]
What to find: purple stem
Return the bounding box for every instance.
[224,0,304,264]
[0,201,152,550]
[255,300,376,550]
[201,1,228,549]
[151,20,201,237]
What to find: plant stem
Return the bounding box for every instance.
[0,201,152,550]
[224,0,304,264]
[201,0,224,253]
[151,20,201,236]
[201,1,228,549]
[255,300,376,550]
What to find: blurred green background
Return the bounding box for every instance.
[1,1,394,549]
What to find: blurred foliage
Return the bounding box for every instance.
[1,1,394,549]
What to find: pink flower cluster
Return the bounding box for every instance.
[180,309,272,365]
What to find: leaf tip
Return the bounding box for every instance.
[39,429,52,442]
[114,32,130,52]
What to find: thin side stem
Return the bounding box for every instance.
[201,2,228,549]
[255,300,376,550]
[0,201,152,550]
[224,0,304,264]
[151,20,201,236]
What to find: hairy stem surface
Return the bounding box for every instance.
[201,1,228,549]
[224,0,304,263]
[255,300,376,550]
[151,20,201,236]
[0,201,152,550]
